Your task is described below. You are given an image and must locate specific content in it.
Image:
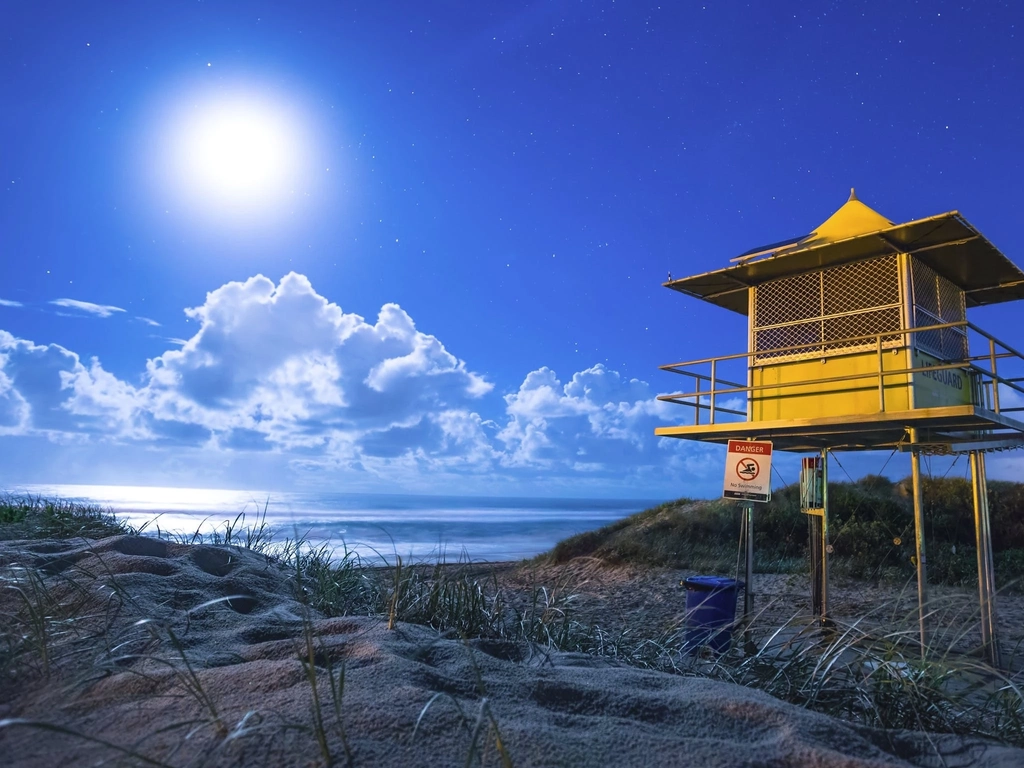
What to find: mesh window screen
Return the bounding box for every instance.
[910,258,967,360]
[752,255,902,363]
[823,259,901,314]
[754,271,821,326]
[823,307,902,349]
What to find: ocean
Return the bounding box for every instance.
[7,484,667,563]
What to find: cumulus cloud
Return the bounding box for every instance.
[140,273,493,456]
[50,298,126,318]
[0,299,23,308]
[498,364,690,470]
[0,272,713,493]
[0,329,138,437]
[0,368,30,432]
[0,274,499,466]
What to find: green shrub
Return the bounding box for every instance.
[542,475,1024,590]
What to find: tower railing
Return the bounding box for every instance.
[658,320,1024,426]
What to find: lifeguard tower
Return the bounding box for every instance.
[656,191,1024,664]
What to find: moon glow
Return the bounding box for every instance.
[157,90,314,222]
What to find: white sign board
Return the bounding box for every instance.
[723,440,773,503]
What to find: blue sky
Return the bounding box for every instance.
[1,1,1022,498]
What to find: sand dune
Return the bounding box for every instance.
[1,535,1020,767]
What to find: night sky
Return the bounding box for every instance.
[1,1,1022,497]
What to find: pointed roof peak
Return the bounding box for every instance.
[799,189,893,248]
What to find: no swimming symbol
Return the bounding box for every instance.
[736,458,759,482]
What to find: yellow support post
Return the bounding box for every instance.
[909,427,928,654]
[820,447,830,626]
[971,451,1001,666]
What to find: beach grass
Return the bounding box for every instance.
[0,493,135,541]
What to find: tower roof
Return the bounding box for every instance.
[789,188,894,251]
[666,192,1024,315]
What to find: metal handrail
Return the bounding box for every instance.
[660,319,1024,424]
[661,368,746,389]
[658,359,978,405]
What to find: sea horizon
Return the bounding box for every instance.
[4,483,672,563]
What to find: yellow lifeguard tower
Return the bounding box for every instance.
[656,191,1024,663]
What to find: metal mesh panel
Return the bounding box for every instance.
[910,258,967,360]
[754,321,821,361]
[752,255,902,363]
[937,273,966,323]
[913,309,944,354]
[823,258,900,314]
[754,271,820,326]
[940,329,968,361]
[911,259,940,316]
[823,307,902,350]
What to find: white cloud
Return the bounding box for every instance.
[139,273,493,452]
[497,364,692,472]
[0,299,23,308]
[50,298,126,318]
[0,368,30,433]
[0,272,723,494]
[136,316,161,327]
[0,330,138,438]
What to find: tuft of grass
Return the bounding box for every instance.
[291,539,355,767]
[1,565,59,677]
[3,551,278,765]
[1,562,107,682]
[298,609,354,767]
[0,494,134,541]
[412,639,514,768]
[158,504,275,554]
[713,613,1024,743]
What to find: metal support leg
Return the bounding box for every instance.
[909,427,928,654]
[820,448,830,626]
[744,502,754,652]
[972,451,1001,667]
[810,514,823,619]
[971,451,992,653]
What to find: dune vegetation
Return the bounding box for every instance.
[547,475,1024,590]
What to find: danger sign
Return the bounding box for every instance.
[723,440,773,503]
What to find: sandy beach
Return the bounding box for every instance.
[3,533,1023,767]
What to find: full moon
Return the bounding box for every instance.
[181,102,293,198]
[157,90,314,220]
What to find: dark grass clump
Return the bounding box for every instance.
[0,494,133,542]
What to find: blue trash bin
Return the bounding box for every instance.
[684,576,743,655]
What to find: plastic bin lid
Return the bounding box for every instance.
[684,576,742,591]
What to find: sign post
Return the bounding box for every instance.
[723,440,773,653]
